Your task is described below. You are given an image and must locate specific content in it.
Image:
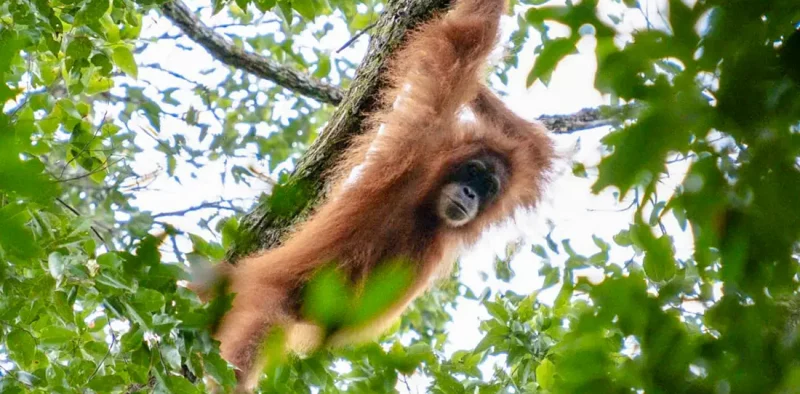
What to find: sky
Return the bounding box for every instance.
[94,0,703,390]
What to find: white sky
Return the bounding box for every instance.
[91,0,702,390]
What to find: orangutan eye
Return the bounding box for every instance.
[467,161,485,177]
[487,177,500,196]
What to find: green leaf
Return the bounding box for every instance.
[254,0,277,12]
[546,233,559,253]
[540,264,560,289]
[0,119,59,202]
[235,0,250,11]
[562,239,578,257]
[592,112,685,197]
[204,352,236,387]
[0,203,42,260]
[212,0,229,14]
[87,375,125,391]
[65,36,93,72]
[220,217,239,250]
[166,375,201,393]
[97,252,122,269]
[536,359,556,390]
[613,229,633,246]
[532,244,548,258]
[633,224,677,282]
[88,166,108,183]
[493,256,514,282]
[554,275,573,309]
[87,76,114,94]
[112,46,138,79]
[278,1,294,25]
[48,252,65,280]
[96,271,134,291]
[527,36,579,87]
[350,13,373,30]
[667,0,698,50]
[484,300,510,322]
[642,235,677,282]
[77,0,111,25]
[572,162,588,178]
[524,5,567,27]
[592,235,610,251]
[166,155,177,177]
[347,260,413,326]
[648,200,667,226]
[313,54,331,78]
[161,343,182,369]
[185,106,198,125]
[121,13,143,40]
[293,0,317,20]
[132,288,166,313]
[40,326,76,346]
[0,29,22,78]
[99,14,121,42]
[268,178,313,218]
[588,251,609,266]
[301,265,351,330]
[6,330,36,369]
[474,330,505,353]
[92,53,113,73]
[138,95,161,131]
[121,325,145,352]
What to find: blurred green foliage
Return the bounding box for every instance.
[1,0,799,392]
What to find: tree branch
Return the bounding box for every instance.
[151,201,243,219]
[539,107,615,134]
[539,103,642,134]
[159,0,343,105]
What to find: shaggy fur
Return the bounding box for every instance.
[201,0,554,390]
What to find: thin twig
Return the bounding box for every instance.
[84,328,117,386]
[212,19,280,29]
[337,21,378,53]
[160,0,343,104]
[401,375,412,393]
[55,158,124,182]
[0,364,32,387]
[4,88,47,117]
[151,201,242,219]
[587,199,637,213]
[169,234,185,263]
[140,64,208,87]
[0,321,39,344]
[56,198,107,243]
[59,114,108,178]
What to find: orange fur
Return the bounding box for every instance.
[202,0,554,390]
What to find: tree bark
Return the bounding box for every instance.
[160,0,343,105]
